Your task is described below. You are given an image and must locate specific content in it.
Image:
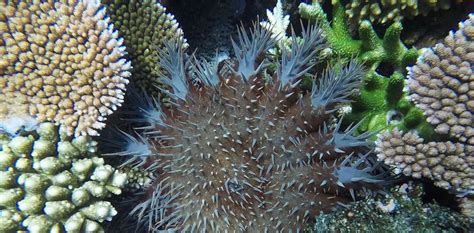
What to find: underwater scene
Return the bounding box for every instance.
[0,0,473,232]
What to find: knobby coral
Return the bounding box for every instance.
[376,14,473,195]
[109,22,393,232]
[102,0,187,98]
[0,122,127,232]
[345,0,466,26]
[0,0,131,136]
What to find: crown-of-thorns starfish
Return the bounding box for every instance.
[109,22,392,232]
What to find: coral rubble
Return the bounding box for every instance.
[0,0,131,136]
[0,122,127,232]
[314,183,472,232]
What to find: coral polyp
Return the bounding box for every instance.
[112,22,391,232]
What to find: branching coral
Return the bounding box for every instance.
[102,0,187,98]
[314,183,472,232]
[260,0,290,41]
[376,14,474,195]
[0,122,127,232]
[345,71,436,139]
[376,129,472,194]
[109,22,393,232]
[408,14,474,145]
[0,0,131,136]
[345,0,466,26]
[299,0,419,76]
[299,0,425,137]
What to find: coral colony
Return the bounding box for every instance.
[102,0,187,97]
[0,123,126,232]
[0,0,473,232]
[344,0,467,25]
[0,0,131,137]
[376,15,474,195]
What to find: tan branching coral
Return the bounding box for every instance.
[376,14,474,195]
[376,129,473,194]
[345,0,465,25]
[408,13,474,145]
[102,0,186,98]
[0,0,131,136]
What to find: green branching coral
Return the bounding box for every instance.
[345,72,436,139]
[299,0,419,74]
[299,0,427,137]
[314,183,472,232]
[102,0,187,98]
[345,0,466,26]
[0,122,127,232]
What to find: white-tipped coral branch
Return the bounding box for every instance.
[0,0,131,137]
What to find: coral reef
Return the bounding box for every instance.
[0,0,131,136]
[345,0,466,26]
[110,22,393,232]
[102,0,187,98]
[1,0,471,231]
[376,14,473,195]
[314,183,472,232]
[299,0,426,137]
[0,122,127,232]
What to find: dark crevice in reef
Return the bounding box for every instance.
[421,181,462,212]
[165,0,275,59]
[401,0,474,48]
